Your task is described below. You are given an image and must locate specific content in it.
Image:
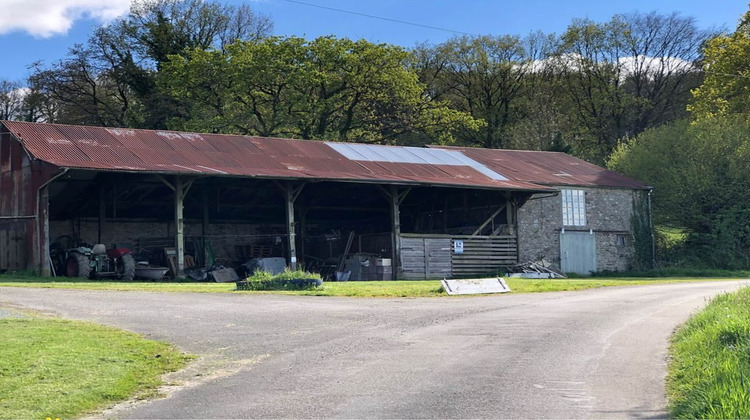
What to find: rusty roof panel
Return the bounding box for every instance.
[2,121,555,192]
[437,147,649,189]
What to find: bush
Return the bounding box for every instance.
[239,269,323,291]
[608,117,750,269]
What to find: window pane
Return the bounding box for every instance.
[561,189,586,226]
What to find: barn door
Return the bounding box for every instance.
[560,231,596,275]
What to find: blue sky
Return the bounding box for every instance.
[0,0,746,83]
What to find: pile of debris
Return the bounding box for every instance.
[506,260,566,279]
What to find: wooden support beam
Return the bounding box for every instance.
[202,188,210,267]
[299,205,308,262]
[378,185,411,280]
[277,182,305,270]
[98,185,106,244]
[471,204,507,236]
[175,176,185,277]
[505,192,516,236]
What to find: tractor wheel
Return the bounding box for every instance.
[120,253,136,281]
[66,252,91,279]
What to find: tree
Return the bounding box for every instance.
[160,36,480,144]
[555,12,710,162]
[608,117,750,268]
[412,35,533,149]
[0,80,25,121]
[689,9,750,119]
[27,0,272,128]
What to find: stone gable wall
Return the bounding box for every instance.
[517,187,636,272]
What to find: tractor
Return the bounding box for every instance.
[51,237,136,280]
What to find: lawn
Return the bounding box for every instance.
[0,316,189,419]
[667,286,750,419]
[0,274,738,297]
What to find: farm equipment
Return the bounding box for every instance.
[50,236,136,280]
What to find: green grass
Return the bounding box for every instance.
[0,273,739,297]
[592,267,750,278]
[0,316,189,419]
[667,286,750,419]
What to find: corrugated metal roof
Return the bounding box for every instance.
[1,121,550,192]
[327,142,508,181]
[435,146,650,189]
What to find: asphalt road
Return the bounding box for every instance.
[1,280,746,419]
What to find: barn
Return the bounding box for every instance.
[0,121,651,279]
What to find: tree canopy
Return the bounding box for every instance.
[160,36,480,143]
[689,10,750,120]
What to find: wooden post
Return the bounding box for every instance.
[202,188,210,267]
[390,186,401,280]
[299,205,307,263]
[175,176,185,277]
[380,186,411,280]
[98,185,106,244]
[505,192,515,236]
[278,182,305,270]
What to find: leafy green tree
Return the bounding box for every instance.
[412,35,533,149]
[161,36,480,144]
[690,9,750,119]
[609,117,750,268]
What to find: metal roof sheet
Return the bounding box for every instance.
[327,142,508,180]
[435,146,650,189]
[2,121,549,192]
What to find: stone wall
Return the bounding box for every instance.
[517,187,637,272]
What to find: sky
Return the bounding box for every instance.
[0,0,746,83]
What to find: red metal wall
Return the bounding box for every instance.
[0,127,58,272]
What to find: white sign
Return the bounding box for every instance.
[441,278,511,295]
[453,240,464,254]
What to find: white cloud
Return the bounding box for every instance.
[0,0,130,38]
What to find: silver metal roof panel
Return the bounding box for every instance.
[326,142,507,181]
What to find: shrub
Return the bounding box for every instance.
[239,269,322,291]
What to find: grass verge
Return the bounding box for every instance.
[0,274,740,297]
[0,316,190,419]
[667,286,750,419]
[592,267,750,278]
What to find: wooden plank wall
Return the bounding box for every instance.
[451,236,517,277]
[401,237,451,279]
[401,235,518,279]
[0,227,26,271]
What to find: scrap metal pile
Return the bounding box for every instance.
[506,260,566,279]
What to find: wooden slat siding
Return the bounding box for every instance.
[400,237,451,279]
[425,238,451,279]
[401,237,426,279]
[399,234,517,278]
[0,229,6,270]
[0,228,25,271]
[451,236,517,276]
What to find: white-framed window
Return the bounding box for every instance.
[562,189,586,226]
